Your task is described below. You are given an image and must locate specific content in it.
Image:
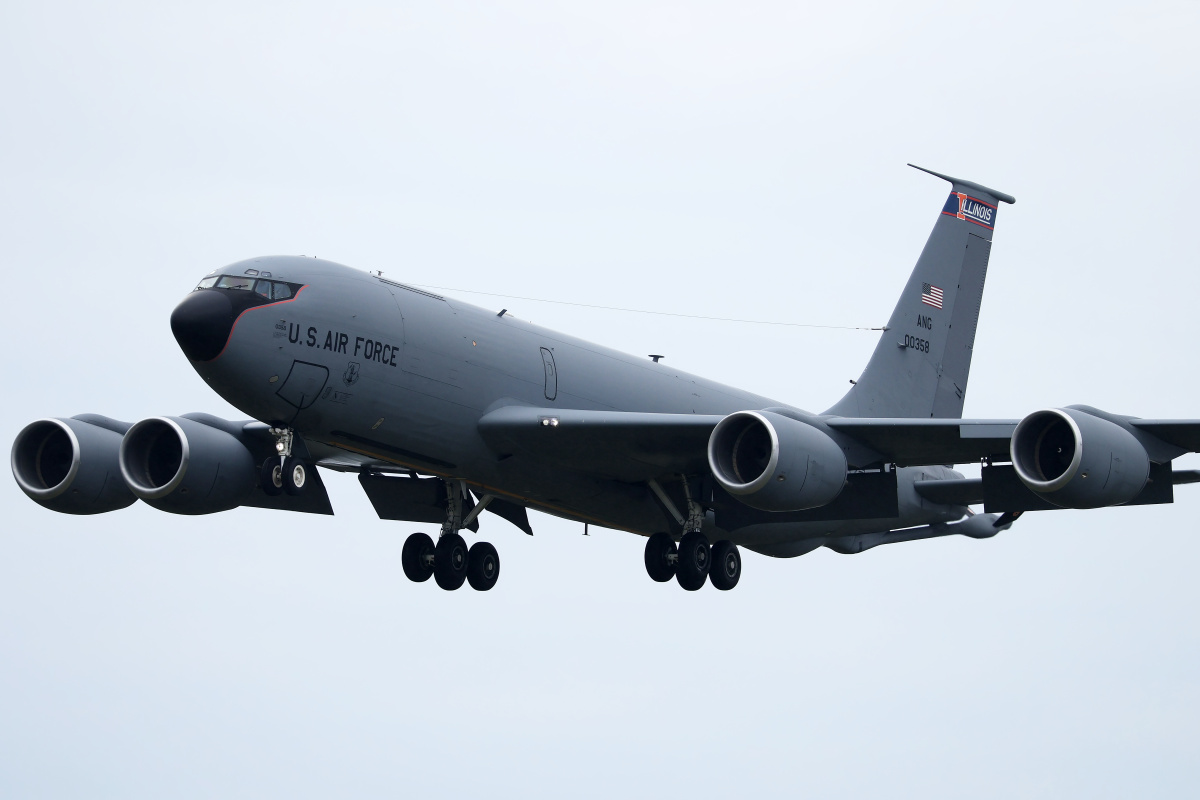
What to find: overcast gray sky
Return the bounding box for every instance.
[3,2,1199,797]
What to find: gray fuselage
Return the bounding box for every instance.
[188,256,963,554]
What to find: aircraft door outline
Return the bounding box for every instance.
[540,347,557,401]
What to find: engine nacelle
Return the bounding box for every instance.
[1011,407,1150,509]
[707,410,848,512]
[11,416,138,514]
[119,416,256,515]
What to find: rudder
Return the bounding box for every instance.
[825,165,1015,419]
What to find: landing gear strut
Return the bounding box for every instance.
[401,479,501,592]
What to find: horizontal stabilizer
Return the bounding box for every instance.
[907,164,1016,205]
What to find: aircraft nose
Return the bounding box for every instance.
[170,290,234,361]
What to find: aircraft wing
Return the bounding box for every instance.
[477,407,1021,478]
[478,407,1022,477]
[823,418,1018,466]
[479,406,1200,481]
[1126,420,1200,451]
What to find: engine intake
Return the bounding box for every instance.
[11,416,137,514]
[119,416,256,514]
[708,410,848,512]
[1011,407,1150,509]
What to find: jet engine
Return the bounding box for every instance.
[1010,407,1151,509]
[119,416,256,514]
[707,410,848,512]
[11,416,137,514]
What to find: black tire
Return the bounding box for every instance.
[709,540,741,591]
[282,457,308,496]
[401,532,435,583]
[434,533,469,590]
[260,459,283,496]
[644,532,677,582]
[466,541,500,591]
[675,531,710,591]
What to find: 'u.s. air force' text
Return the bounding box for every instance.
[286,323,398,366]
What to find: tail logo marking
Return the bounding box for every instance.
[921,283,944,309]
[941,192,997,230]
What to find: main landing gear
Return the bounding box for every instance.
[644,531,742,590]
[401,481,501,592]
[643,477,741,590]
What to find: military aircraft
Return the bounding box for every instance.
[12,165,1200,592]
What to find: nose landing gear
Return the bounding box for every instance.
[260,427,309,497]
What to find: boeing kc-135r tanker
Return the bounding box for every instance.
[13,165,1200,591]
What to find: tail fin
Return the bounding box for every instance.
[825,165,1015,419]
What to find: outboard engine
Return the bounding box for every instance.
[1011,407,1151,509]
[119,416,256,514]
[11,416,137,514]
[708,410,848,512]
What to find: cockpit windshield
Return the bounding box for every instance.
[215,276,255,291]
[194,274,301,301]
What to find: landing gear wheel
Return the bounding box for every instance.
[434,533,469,590]
[676,531,711,591]
[282,457,308,496]
[644,532,678,582]
[709,540,741,591]
[467,541,500,591]
[260,459,283,496]
[402,532,435,582]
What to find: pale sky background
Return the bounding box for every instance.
[2,2,1199,797]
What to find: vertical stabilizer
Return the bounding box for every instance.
[825,165,1015,419]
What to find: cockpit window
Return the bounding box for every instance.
[194,274,304,299]
[215,276,255,291]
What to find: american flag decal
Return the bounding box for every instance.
[921,282,944,309]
